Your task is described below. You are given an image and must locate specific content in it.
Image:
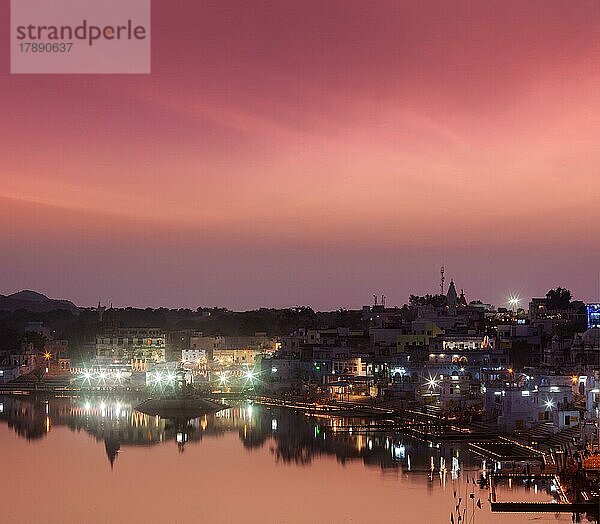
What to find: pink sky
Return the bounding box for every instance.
[1,0,599,309]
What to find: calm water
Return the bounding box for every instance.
[0,395,573,524]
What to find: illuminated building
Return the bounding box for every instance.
[213,348,262,366]
[96,327,166,369]
[484,376,579,431]
[438,372,481,409]
[425,334,507,382]
[331,356,370,376]
[189,334,275,361]
[587,303,600,329]
[181,349,206,366]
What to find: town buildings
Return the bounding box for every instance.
[0,281,598,439]
[96,327,167,370]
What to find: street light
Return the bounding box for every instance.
[244,369,257,387]
[507,295,520,312]
[218,371,229,386]
[43,352,51,373]
[544,398,556,425]
[425,374,440,392]
[152,371,164,386]
[82,370,92,385]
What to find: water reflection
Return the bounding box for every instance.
[0,395,482,475]
[0,395,573,523]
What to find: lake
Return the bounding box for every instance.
[0,395,574,523]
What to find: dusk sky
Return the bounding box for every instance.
[1,0,599,310]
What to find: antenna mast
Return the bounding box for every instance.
[440,266,445,295]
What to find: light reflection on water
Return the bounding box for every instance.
[0,395,573,523]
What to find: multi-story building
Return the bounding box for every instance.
[528,298,586,333]
[484,375,578,431]
[9,342,38,371]
[189,334,222,360]
[528,298,549,321]
[44,339,70,376]
[0,342,38,382]
[332,355,371,377]
[370,327,405,356]
[424,334,507,382]
[96,327,166,370]
[396,320,444,360]
[438,372,481,409]
[496,322,542,369]
[213,348,262,366]
[189,334,275,362]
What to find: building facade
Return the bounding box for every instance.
[96,328,166,370]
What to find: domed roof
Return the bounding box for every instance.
[582,327,600,347]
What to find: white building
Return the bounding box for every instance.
[213,348,261,366]
[485,375,578,432]
[332,356,370,377]
[181,349,206,366]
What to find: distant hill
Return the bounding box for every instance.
[0,290,80,313]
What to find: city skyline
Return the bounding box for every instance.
[0,279,595,313]
[1,1,599,309]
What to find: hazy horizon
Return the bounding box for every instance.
[2,276,598,312]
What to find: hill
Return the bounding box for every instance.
[0,290,80,313]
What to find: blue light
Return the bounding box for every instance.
[586,304,600,329]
